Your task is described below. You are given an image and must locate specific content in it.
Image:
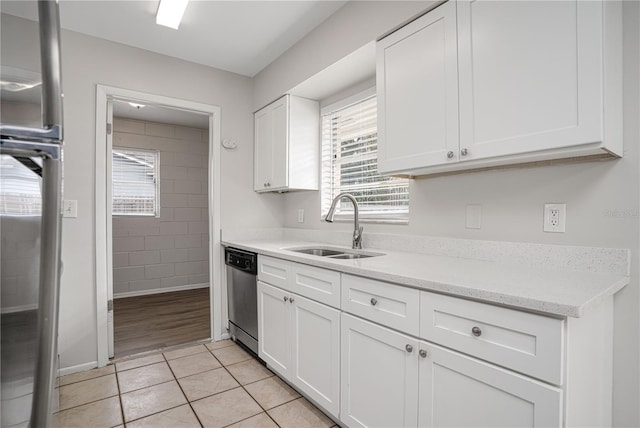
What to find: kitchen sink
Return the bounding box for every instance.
[290,248,344,257]
[285,246,384,259]
[327,253,374,259]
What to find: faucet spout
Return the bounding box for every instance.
[324,192,363,249]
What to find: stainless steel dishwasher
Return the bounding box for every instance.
[225,247,259,355]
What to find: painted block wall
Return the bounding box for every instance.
[111,118,209,297]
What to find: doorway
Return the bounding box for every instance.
[110,105,211,357]
[95,85,223,366]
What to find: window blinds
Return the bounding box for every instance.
[112,148,159,216]
[321,95,409,222]
[0,155,42,216]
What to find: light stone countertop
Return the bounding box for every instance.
[222,238,630,318]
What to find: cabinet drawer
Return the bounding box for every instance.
[420,291,564,385]
[258,256,340,308]
[292,263,341,309]
[258,256,291,291]
[342,274,420,336]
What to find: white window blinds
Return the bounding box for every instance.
[321,95,409,223]
[112,148,159,216]
[0,155,42,216]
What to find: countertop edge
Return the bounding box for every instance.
[222,239,630,319]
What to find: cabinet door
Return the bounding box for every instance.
[377,0,459,173]
[270,96,288,190]
[291,295,341,418]
[254,106,273,191]
[457,0,602,160]
[254,96,288,191]
[341,314,419,428]
[257,281,291,377]
[418,341,562,428]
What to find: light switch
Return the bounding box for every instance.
[466,204,482,229]
[63,200,78,218]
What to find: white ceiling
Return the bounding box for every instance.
[0,0,347,77]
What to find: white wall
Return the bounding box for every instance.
[1,13,285,371]
[261,2,640,426]
[252,0,434,111]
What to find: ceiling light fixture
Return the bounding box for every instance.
[156,0,189,30]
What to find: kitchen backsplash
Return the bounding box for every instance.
[222,228,629,276]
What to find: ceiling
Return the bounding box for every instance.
[0,0,347,77]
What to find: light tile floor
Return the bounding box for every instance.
[54,340,337,428]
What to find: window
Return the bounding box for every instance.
[321,91,409,223]
[0,155,42,216]
[112,148,159,216]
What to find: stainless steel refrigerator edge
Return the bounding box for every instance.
[1,1,64,427]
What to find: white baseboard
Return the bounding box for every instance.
[1,303,38,315]
[114,283,209,299]
[59,361,98,377]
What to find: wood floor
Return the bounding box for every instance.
[113,288,210,358]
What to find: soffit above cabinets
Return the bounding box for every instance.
[0,0,347,77]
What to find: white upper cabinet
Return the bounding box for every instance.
[377,0,459,172]
[377,0,622,176]
[254,94,319,192]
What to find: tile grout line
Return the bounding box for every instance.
[163,348,206,428]
[209,346,283,428]
[114,367,127,427]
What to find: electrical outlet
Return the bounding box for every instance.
[465,204,482,229]
[543,203,566,233]
[297,209,304,223]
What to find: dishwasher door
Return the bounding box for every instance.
[226,265,258,354]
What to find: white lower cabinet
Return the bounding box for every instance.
[340,314,419,428]
[257,281,340,418]
[418,342,561,428]
[257,280,291,375]
[340,314,561,428]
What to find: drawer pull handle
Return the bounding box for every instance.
[447,151,455,159]
[283,296,289,302]
[370,298,378,306]
[289,297,295,303]
[405,344,413,353]
[419,349,428,358]
[471,326,482,337]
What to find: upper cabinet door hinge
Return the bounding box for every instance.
[107,123,112,135]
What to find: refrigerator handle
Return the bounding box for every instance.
[38,0,64,137]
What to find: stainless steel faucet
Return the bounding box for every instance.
[324,192,363,249]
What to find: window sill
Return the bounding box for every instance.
[320,216,408,225]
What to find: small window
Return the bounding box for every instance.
[0,155,42,216]
[321,92,409,223]
[112,148,159,216]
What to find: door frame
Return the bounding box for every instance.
[95,84,222,366]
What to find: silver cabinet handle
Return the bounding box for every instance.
[283,296,288,302]
[370,297,377,306]
[461,148,468,156]
[419,349,428,358]
[405,344,413,353]
[447,151,455,159]
[289,297,295,303]
[472,326,482,337]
